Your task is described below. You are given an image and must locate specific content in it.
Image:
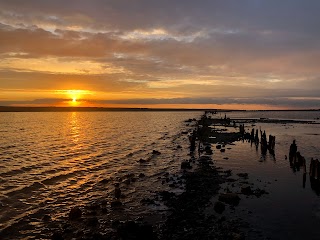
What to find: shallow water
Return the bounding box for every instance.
[211,111,320,239]
[0,110,319,239]
[0,111,201,239]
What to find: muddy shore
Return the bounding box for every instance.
[41,114,269,240]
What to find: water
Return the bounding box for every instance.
[0,111,201,239]
[211,111,320,239]
[0,110,319,239]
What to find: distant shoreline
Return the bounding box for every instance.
[0,106,319,112]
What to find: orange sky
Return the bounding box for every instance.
[0,1,319,109]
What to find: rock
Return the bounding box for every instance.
[220,149,226,152]
[140,198,155,205]
[152,150,161,155]
[42,214,51,222]
[231,232,245,240]
[159,191,176,202]
[123,179,131,185]
[51,232,64,240]
[111,200,123,208]
[254,188,269,197]
[181,161,192,170]
[86,217,99,227]
[68,207,82,220]
[99,178,109,184]
[114,184,121,199]
[117,221,157,240]
[214,201,225,214]
[216,144,222,149]
[199,155,211,164]
[241,186,253,195]
[139,173,146,178]
[177,145,182,149]
[138,158,146,163]
[237,173,248,179]
[218,193,240,206]
[101,206,108,214]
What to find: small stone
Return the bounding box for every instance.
[214,201,225,214]
[152,150,161,155]
[111,200,122,208]
[181,161,192,170]
[138,159,146,163]
[86,217,99,227]
[241,186,253,195]
[68,207,82,220]
[237,173,248,179]
[138,173,146,178]
[42,214,51,222]
[51,232,64,240]
[123,179,130,185]
[218,193,240,206]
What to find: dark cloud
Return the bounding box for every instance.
[0,0,320,108]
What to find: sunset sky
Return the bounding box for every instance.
[0,0,319,109]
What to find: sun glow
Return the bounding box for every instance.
[54,89,93,106]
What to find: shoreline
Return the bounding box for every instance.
[44,114,269,240]
[1,106,319,112]
[1,111,317,239]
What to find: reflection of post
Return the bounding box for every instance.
[303,173,306,188]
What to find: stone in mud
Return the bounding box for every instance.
[86,217,99,227]
[218,193,240,206]
[199,155,211,164]
[123,179,131,185]
[181,161,192,169]
[42,214,51,222]
[152,150,161,155]
[214,201,225,214]
[117,221,157,240]
[99,178,109,184]
[138,158,146,163]
[159,191,176,202]
[216,144,222,149]
[140,198,155,205]
[241,186,253,195]
[138,173,146,178]
[220,149,226,152]
[231,232,245,240]
[68,207,82,220]
[111,200,122,208]
[51,232,64,240]
[254,188,269,197]
[237,173,248,179]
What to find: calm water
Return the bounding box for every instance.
[212,111,320,239]
[0,110,319,239]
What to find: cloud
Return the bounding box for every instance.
[0,0,320,109]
